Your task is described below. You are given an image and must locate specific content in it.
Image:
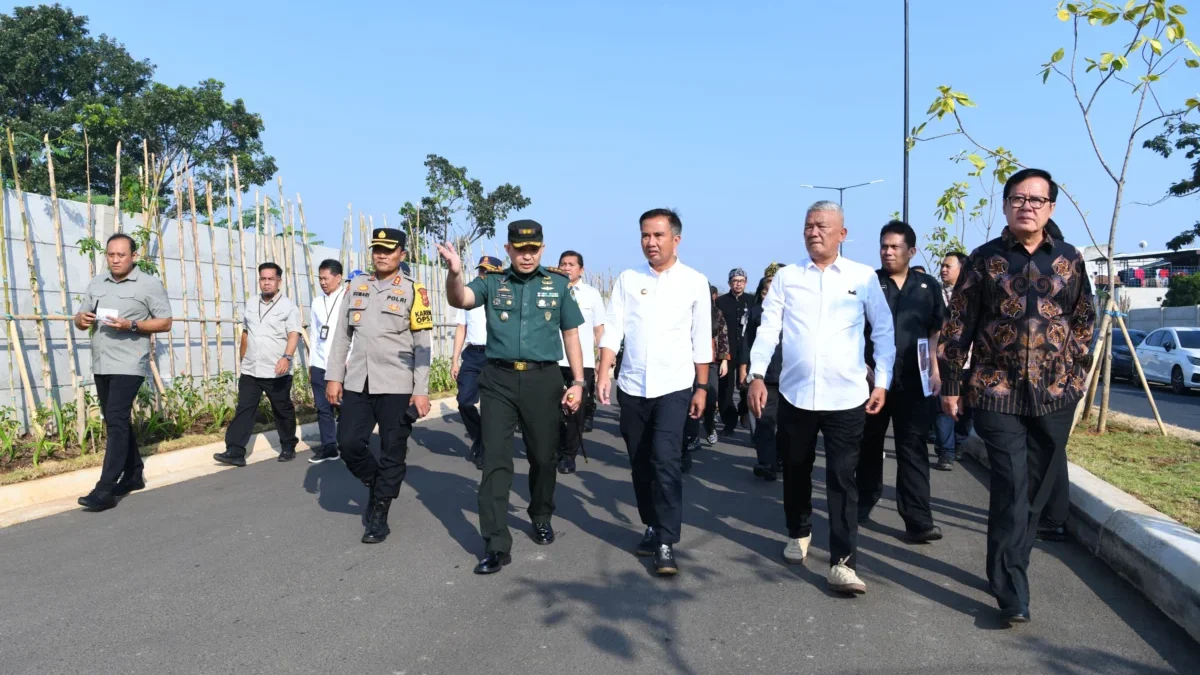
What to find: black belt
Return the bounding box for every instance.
[465,344,485,351]
[488,359,556,372]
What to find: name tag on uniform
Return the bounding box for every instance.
[320,325,329,340]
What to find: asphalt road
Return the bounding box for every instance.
[1,408,1197,675]
[1100,380,1199,431]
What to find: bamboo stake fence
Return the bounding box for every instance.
[43,135,86,440]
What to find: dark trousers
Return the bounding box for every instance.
[337,378,413,500]
[617,387,691,545]
[778,398,866,569]
[225,374,297,457]
[1043,456,1071,527]
[718,368,747,432]
[456,346,487,442]
[558,367,594,459]
[94,374,145,492]
[752,383,780,468]
[973,406,1073,611]
[934,405,973,460]
[684,364,719,444]
[857,389,936,532]
[478,363,563,554]
[309,366,337,452]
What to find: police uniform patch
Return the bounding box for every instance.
[393,277,402,286]
[410,282,433,331]
[389,303,399,311]
[354,299,363,308]
[358,284,368,291]
[353,312,362,322]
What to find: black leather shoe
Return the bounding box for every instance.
[1002,606,1031,624]
[363,480,377,525]
[933,454,954,472]
[361,497,392,544]
[583,418,594,433]
[752,464,777,481]
[532,521,555,545]
[655,544,678,575]
[473,551,512,574]
[908,526,944,543]
[858,508,873,525]
[636,527,658,556]
[278,447,296,462]
[557,457,576,475]
[213,452,246,467]
[112,473,145,498]
[1037,522,1068,542]
[78,489,117,511]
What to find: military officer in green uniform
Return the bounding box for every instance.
[438,220,587,575]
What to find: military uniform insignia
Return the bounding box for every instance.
[537,299,547,308]
[551,300,557,307]
[392,276,402,286]
[377,229,385,237]
[389,303,399,311]
[358,284,369,291]
[352,312,362,322]
[500,311,509,322]
[542,276,554,286]
[354,299,364,307]
[545,311,552,321]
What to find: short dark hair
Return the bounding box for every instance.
[1003,168,1059,203]
[258,262,283,278]
[106,232,137,254]
[912,266,927,274]
[944,251,969,267]
[318,259,343,276]
[880,220,917,249]
[559,250,584,268]
[639,208,683,236]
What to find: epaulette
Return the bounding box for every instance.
[545,266,569,278]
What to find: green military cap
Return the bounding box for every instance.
[507,220,544,247]
[370,227,407,251]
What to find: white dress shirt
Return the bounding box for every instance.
[308,286,347,370]
[559,281,605,369]
[600,259,712,399]
[455,305,488,346]
[749,256,895,411]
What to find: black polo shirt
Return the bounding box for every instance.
[865,268,946,393]
[715,291,752,362]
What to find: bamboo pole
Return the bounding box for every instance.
[1096,316,1115,434]
[84,131,95,279]
[6,129,54,402]
[148,151,173,385]
[43,135,86,441]
[224,165,237,303]
[207,184,224,375]
[0,156,12,410]
[0,140,40,435]
[186,173,210,381]
[361,213,368,273]
[1114,314,1167,436]
[173,167,193,378]
[254,192,262,265]
[113,140,122,233]
[297,194,317,302]
[288,200,300,302]
[342,209,351,273]
[232,157,250,301]
[277,176,285,270]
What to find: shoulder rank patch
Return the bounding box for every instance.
[545,266,569,278]
[410,282,433,331]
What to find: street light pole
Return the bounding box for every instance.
[903,0,911,223]
[799,180,884,255]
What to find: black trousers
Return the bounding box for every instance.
[478,363,562,554]
[225,374,298,458]
[617,387,691,545]
[718,368,747,432]
[973,406,1073,611]
[94,374,145,492]
[456,346,487,443]
[558,366,594,459]
[337,378,413,501]
[752,383,780,468]
[778,398,866,569]
[309,366,337,452]
[683,363,719,444]
[857,389,936,533]
[1043,453,1071,527]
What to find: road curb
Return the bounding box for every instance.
[0,398,460,529]
[962,430,1200,644]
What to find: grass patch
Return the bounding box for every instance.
[1068,424,1200,532]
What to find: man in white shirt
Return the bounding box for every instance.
[747,200,895,595]
[555,250,605,475]
[307,259,346,464]
[452,256,503,469]
[597,208,711,577]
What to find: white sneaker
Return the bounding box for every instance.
[782,535,810,564]
[828,558,866,594]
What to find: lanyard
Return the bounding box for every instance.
[322,288,346,326]
[258,295,281,323]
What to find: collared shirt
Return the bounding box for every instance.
[559,281,605,369]
[750,255,895,412]
[939,228,1096,416]
[455,305,488,346]
[466,265,585,363]
[79,268,171,376]
[742,302,783,384]
[241,294,303,379]
[325,272,432,395]
[866,269,946,394]
[308,286,348,370]
[600,259,712,399]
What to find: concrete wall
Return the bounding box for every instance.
[1125,305,1200,333]
[0,188,456,429]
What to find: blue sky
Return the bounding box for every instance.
[37,0,1200,288]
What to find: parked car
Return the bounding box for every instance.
[1134,327,1200,394]
[1111,329,1147,381]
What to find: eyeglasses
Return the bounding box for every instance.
[1005,195,1053,209]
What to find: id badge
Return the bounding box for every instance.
[320,325,329,340]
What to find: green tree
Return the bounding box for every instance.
[399,154,531,248]
[1164,272,1200,306]
[1143,119,1200,249]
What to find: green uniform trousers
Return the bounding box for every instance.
[478,362,563,554]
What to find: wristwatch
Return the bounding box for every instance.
[745,373,765,383]
[570,380,586,388]
[129,320,138,333]
[284,354,294,362]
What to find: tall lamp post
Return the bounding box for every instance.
[799,180,884,255]
[903,0,911,223]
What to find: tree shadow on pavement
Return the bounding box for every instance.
[1010,636,1182,675]
[405,465,482,557]
[413,426,470,459]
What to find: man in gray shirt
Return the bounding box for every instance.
[214,262,303,467]
[73,233,173,511]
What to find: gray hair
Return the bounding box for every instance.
[806,200,844,215]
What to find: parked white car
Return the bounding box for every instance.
[1134,327,1200,394]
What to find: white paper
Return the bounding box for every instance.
[96,307,119,326]
[917,337,933,397]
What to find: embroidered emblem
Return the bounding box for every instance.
[500,311,509,322]
[358,284,368,291]
[389,303,399,311]
[376,229,385,237]
[545,311,552,321]
[354,299,363,307]
[551,300,557,307]
[352,312,362,322]
[393,277,402,286]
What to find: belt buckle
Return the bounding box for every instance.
[513,361,527,371]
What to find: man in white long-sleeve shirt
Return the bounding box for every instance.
[597,208,711,577]
[747,200,895,595]
[307,259,346,464]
